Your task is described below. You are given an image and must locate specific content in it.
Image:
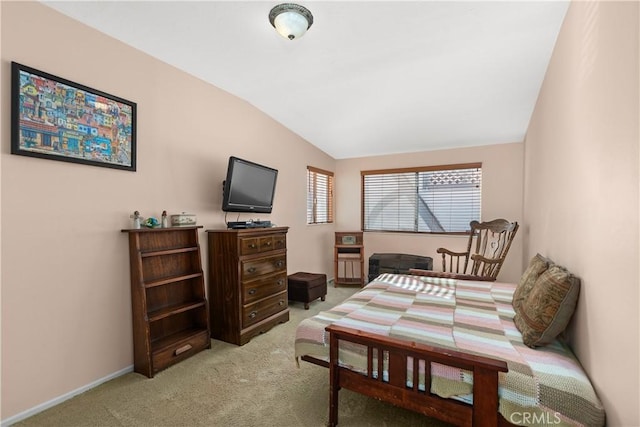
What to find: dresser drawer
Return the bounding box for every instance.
[259,236,275,252]
[240,233,287,256]
[240,237,260,256]
[243,273,287,305]
[243,291,288,328]
[241,255,286,281]
[272,233,286,250]
[152,330,209,373]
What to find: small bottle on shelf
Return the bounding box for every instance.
[132,211,141,229]
[161,211,168,228]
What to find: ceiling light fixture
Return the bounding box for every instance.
[268,3,313,41]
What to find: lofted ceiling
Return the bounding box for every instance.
[43,1,569,159]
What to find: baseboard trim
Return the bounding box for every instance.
[1,365,133,426]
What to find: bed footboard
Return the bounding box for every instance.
[326,324,509,427]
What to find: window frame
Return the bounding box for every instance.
[360,162,482,235]
[307,165,334,225]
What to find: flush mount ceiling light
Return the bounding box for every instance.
[268,3,313,40]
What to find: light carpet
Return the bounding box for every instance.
[16,284,452,427]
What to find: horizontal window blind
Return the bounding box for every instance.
[362,163,481,233]
[307,166,334,224]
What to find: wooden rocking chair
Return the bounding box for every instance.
[412,219,519,282]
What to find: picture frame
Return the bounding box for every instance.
[11,62,137,171]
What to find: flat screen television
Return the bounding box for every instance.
[222,156,278,213]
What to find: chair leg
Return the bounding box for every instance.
[304,302,309,310]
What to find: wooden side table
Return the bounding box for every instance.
[334,231,364,287]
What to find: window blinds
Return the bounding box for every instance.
[307,166,334,224]
[362,163,481,233]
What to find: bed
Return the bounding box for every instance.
[294,272,605,426]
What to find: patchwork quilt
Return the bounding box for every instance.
[294,273,605,427]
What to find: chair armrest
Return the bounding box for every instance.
[408,269,496,282]
[436,248,469,257]
[470,254,502,265]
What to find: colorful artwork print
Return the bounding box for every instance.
[11,62,136,171]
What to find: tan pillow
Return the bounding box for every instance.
[514,264,580,348]
[512,254,550,311]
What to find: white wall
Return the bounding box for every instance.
[524,2,639,424]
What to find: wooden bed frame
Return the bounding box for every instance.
[301,324,515,427]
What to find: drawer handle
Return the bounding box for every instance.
[279,300,285,306]
[249,243,257,249]
[247,267,257,274]
[249,311,257,319]
[277,279,284,286]
[248,288,257,295]
[275,260,284,268]
[174,344,192,356]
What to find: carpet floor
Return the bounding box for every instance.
[16,284,452,427]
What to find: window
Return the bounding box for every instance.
[307,166,334,224]
[362,163,481,234]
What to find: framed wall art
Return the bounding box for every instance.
[11,62,137,171]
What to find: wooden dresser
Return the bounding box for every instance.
[207,227,289,345]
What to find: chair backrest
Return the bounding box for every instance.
[466,219,519,279]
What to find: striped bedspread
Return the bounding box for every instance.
[294,273,605,427]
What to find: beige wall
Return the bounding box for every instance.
[336,143,524,283]
[524,1,639,425]
[0,2,335,419]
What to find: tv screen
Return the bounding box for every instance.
[222,156,278,213]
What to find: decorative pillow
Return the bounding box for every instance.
[514,265,580,348]
[512,253,550,312]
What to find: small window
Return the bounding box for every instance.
[307,166,334,224]
[362,163,481,234]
